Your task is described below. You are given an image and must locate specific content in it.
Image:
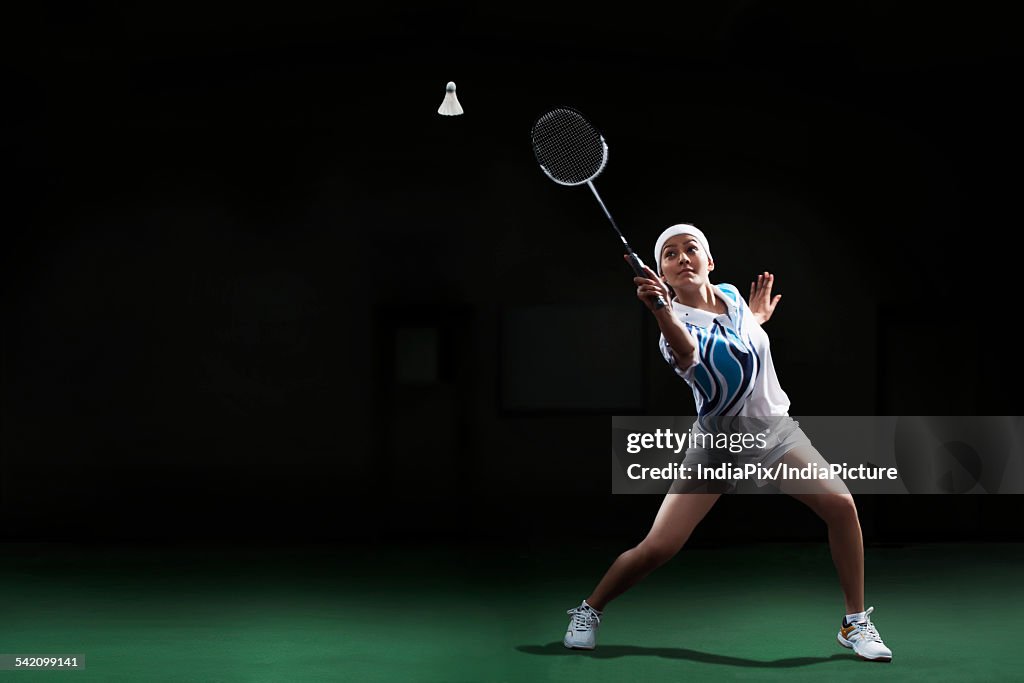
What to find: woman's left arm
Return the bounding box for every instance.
[748,272,782,325]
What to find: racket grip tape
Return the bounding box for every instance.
[626,252,667,310]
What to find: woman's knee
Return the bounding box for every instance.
[819,493,859,525]
[635,537,683,567]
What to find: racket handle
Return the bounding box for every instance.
[626,252,667,310]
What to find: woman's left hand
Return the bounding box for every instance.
[749,272,781,324]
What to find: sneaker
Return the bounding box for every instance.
[837,606,892,662]
[563,601,601,649]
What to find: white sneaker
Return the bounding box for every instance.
[837,606,892,662]
[563,601,601,649]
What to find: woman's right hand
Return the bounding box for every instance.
[627,256,671,313]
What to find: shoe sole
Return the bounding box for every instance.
[564,637,595,650]
[837,634,891,662]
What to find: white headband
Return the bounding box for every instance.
[654,224,712,275]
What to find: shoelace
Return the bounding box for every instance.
[850,607,883,643]
[852,619,883,643]
[567,606,600,631]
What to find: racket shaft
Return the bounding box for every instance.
[585,182,665,310]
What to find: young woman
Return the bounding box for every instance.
[562,224,892,663]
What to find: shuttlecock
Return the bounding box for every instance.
[437,81,463,116]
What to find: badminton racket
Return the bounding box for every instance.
[530,107,667,310]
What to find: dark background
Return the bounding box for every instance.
[4,2,1022,545]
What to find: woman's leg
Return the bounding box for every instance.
[779,444,864,614]
[586,492,721,611]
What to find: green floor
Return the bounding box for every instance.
[1,541,1020,682]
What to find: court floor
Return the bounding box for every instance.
[1,540,1019,682]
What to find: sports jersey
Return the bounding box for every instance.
[659,283,790,422]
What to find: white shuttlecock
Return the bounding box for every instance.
[437,81,464,116]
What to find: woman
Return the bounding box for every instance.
[562,224,892,663]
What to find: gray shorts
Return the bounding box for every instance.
[670,416,812,493]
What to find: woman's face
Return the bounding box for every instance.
[660,235,713,290]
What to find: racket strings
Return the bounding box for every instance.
[531,109,606,185]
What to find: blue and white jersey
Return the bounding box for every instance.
[659,283,790,425]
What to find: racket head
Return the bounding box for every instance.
[530,107,609,186]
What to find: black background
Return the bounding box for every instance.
[4,2,1022,544]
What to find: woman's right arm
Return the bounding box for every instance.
[653,306,698,371]
[631,262,698,370]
